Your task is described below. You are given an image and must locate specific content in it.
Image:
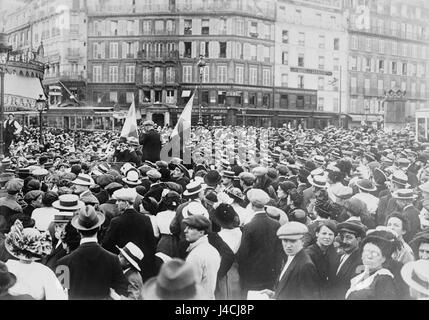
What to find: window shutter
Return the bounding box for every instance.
[119,65,124,83]
[213,41,219,58]
[243,43,250,60]
[118,20,126,35]
[100,42,105,59]
[257,45,264,62]
[179,19,184,35]
[210,18,218,35]
[226,42,231,59]
[200,41,205,56]
[191,41,196,58]
[93,43,98,59]
[122,42,127,59]
[104,20,110,36]
[102,65,108,83]
[178,41,184,57]
[134,41,139,57]
[194,19,201,35]
[135,19,139,35]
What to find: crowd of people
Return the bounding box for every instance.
[0,119,429,300]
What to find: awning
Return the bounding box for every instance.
[181,90,191,97]
[4,74,44,100]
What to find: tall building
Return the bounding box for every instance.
[3,0,88,113]
[344,0,429,126]
[275,0,348,128]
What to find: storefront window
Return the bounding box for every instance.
[104,117,113,130]
[83,116,93,130]
[70,116,76,130]
[94,117,103,130]
[76,117,83,129]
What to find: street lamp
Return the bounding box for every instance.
[0,34,12,158]
[35,94,47,145]
[197,55,207,127]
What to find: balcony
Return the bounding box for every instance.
[137,50,179,61]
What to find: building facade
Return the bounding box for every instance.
[3,0,88,107]
[275,0,348,125]
[344,0,429,126]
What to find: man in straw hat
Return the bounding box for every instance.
[401,259,429,299]
[56,205,128,300]
[259,221,321,300]
[102,188,157,281]
[392,189,421,242]
[351,178,379,217]
[117,242,144,300]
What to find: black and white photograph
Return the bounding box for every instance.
[0,0,429,305]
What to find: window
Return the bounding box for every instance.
[298,75,304,88]
[154,67,162,84]
[236,66,243,84]
[263,69,270,86]
[219,42,227,58]
[202,66,209,83]
[183,65,192,82]
[126,92,134,103]
[364,57,371,71]
[297,96,304,108]
[378,79,384,95]
[282,30,288,43]
[281,74,288,87]
[411,82,416,94]
[364,78,370,93]
[250,44,257,60]
[391,80,396,89]
[184,42,192,58]
[264,23,271,39]
[111,20,118,35]
[298,32,305,46]
[317,97,324,111]
[184,19,192,35]
[378,60,385,73]
[249,67,257,85]
[263,46,270,63]
[392,41,397,55]
[236,43,243,59]
[350,56,357,70]
[334,38,339,50]
[249,92,256,105]
[217,65,227,83]
[218,91,226,104]
[298,53,304,67]
[262,94,270,107]
[166,20,174,33]
[154,90,162,103]
[127,20,135,35]
[319,35,325,49]
[402,62,407,75]
[93,66,102,82]
[125,66,135,82]
[365,38,371,51]
[166,90,175,104]
[392,61,397,74]
[421,83,426,97]
[166,67,175,83]
[109,66,118,82]
[333,57,339,71]
[110,42,118,59]
[109,91,118,102]
[250,21,258,37]
[318,56,325,70]
[351,35,358,50]
[379,40,385,54]
[142,67,152,84]
[282,51,288,65]
[155,20,164,34]
[123,42,134,59]
[143,20,152,34]
[202,19,209,35]
[220,18,227,35]
[236,19,244,36]
[318,77,324,90]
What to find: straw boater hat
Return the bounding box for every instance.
[307,175,327,189]
[401,260,429,297]
[392,189,417,200]
[142,258,207,300]
[122,169,142,186]
[117,242,144,272]
[183,181,203,197]
[52,194,85,211]
[5,220,52,262]
[356,179,377,192]
[71,173,94,186]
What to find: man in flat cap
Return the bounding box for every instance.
[183,215,220,300]
[261,221,321,300]
[0,178,24,228]
[139,120,162,163]
[326,220,365,300]
[238,172,256,207]
[237,189,283,298]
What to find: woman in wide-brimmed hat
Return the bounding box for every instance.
[4,220,67,300]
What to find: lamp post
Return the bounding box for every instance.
[0,35,12,158]
[35,94,47,145]
[197,55,206,127]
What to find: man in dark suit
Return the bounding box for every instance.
[102,188,157,281]
[392,189,421,242]
[237,189,283,298]
[261,221,321,300]
[56,205,128,300]
[139,120,162,163]
[326,220,365,300]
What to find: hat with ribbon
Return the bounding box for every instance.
[401,260,429,297]
[52,194,85,211]
[71,205,105,231]
[183,181,203,197]
[392,189,417,200]
[117,242,144,272]
[356,179,377,192]
[71,173,94,186]
[307,175,327,189]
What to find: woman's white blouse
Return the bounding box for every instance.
[6,260,67,300]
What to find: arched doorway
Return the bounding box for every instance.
[152,113,165,127]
